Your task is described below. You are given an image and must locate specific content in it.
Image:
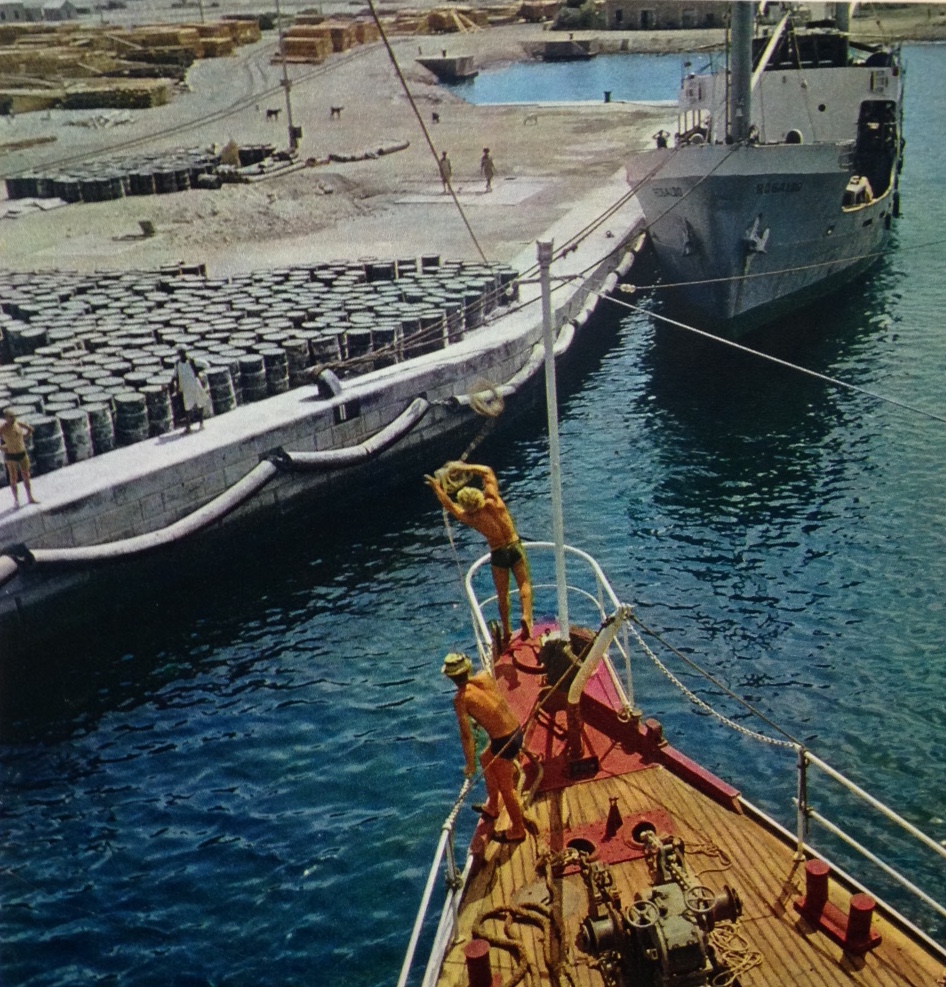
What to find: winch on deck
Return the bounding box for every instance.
[575,831,743,987]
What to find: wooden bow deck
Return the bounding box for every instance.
[433,641,946,987]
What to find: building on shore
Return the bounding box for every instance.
[0,0,78,20]
[602,1,729,31]
[0,1,29,22]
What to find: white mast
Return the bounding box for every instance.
[537,241,569,637]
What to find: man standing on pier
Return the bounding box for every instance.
[426,461,533,645]
[442,651,527,844]
[1,408,38,509]
[170,348,212,434]
[480,147,495,192]
[438,150,452,193]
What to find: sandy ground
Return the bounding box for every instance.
[1,6,943,277]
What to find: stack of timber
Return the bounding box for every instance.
[59,78,172,110]
[0,20,258,113]
[275,17,380,65]
[388,6,489,33]
[277,26,334,65]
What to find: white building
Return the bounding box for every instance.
[0,1,30,22]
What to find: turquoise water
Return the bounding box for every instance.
[3,45,946,987]
[444,51,710,103]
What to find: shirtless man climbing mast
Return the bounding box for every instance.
[426,461,533,644]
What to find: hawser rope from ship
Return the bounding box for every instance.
[0,247,641,592]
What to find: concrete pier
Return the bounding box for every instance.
[0,169,645,638]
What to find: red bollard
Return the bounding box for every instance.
[803,859,830,913]
[846,893,876,947]
[464,938,498,987]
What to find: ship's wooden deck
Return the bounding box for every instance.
[435,763,946,987]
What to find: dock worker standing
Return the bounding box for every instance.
[480,147,495,192]
[170,347,212,434]
[438,150,452,193]
[1,408,38,509]
[442,651,527,844]
[426,461,533,644]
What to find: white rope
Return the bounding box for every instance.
[627,622,797,751]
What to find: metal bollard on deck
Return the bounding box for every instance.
[464,938,499,987]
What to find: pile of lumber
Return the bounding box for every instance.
[0,19,260,113]
[59,78,172,110]
[274,17,380,65]
[388,6,493,34]
[278,27,333,64]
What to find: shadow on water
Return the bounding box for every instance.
[638,265,897,524]
[0,492,437,745]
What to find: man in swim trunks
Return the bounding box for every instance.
[442,651,527,843]
[426,461,533,644]
[1,408,38,509]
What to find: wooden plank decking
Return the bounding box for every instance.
[436,764,946,987]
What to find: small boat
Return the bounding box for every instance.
[627,3,904,337]
[398,244,946,986]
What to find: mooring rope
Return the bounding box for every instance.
[364,0,489,264]
[626,616,800,752]
[599,290,946,427]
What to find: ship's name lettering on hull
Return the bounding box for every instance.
[755,181,803,194]
[653,186,684,198]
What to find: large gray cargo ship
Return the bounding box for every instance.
[627,3,903,336]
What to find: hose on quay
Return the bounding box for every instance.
[0,242,641,590]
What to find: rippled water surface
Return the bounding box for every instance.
[3,44,946,987]
[444,51,705,104]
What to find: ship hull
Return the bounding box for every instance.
[629,142,897,337]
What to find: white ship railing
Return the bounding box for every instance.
[464,540,637,712]
[796,748,946,925]
[395,778,471,987]
[396,545,635,987]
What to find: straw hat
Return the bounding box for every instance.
[442,653,473,678]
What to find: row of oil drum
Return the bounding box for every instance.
[3,145,275,202]
[0,256,521,476]
[14,404,115,477]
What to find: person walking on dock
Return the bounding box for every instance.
[480,147,495,192]
[426,461,533,644]
[1,409,38,509]
[438,150,452,193]
[442,652,527,844]
[170,348,211,434]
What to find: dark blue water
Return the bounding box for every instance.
[3,46,946,987]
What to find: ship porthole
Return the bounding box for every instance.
[818,103,827,112]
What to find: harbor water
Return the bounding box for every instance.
[3,44,946,987]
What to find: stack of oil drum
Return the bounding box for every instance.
[0,255,519,478]
[3,144,275,203]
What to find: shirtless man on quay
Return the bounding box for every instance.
[1,408,38,509]
[426,461,533,644]
[442,651,527,843]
